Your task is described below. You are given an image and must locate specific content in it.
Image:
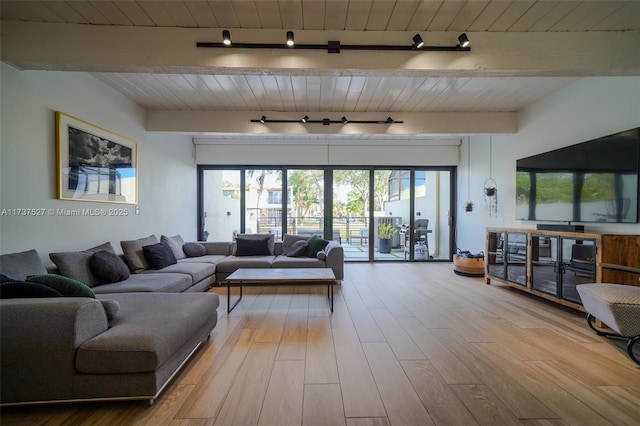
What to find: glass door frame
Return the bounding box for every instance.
[198,165,457,262]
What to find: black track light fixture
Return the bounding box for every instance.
[251,116,403,125]
[198,31,470,52]
[222,30,231,46]
[412,34,424,49]
[458,33,470,48]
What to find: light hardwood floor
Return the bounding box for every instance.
[2,263,639,425]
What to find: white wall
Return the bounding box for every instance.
[0,64,197,261]
[457,77,640,253]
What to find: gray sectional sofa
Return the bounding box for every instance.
[0,248,219,406]
[0,232,343,406]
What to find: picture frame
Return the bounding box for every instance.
[56,112,137,204]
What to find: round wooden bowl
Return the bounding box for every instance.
[453,254,485,277]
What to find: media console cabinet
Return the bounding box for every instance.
[485,227,640,312]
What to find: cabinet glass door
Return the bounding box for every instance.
[530,234,559,296]
[486,231,506,279]
[506,232,527,286]
[560,237,596,304]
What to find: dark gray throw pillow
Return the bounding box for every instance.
[183,242,207,257]
[89,250,131,284]
[0,281,63,299]
[142,242,177,270]
[285,240,308,257]
[235,237,271,256]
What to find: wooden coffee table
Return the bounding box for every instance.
[224,268,337,313]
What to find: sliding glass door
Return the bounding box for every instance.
[199,166,455,261]
[287,169,325,239]
[333,169,371,262]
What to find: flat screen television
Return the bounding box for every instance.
[516,128,639,224]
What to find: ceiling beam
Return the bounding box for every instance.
[2,21,638,77]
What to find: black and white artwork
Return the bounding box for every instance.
[57,112,137,204]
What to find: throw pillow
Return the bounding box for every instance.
[282,234,308,254]
[26,274,96,298]
[0,249,48,281]
[233,234,275,255]
[285,240,308,257]
[0,273,16,283]
[317,250,327,260]
[0,281,63,299]
[49,242,117,287]
[121,234,159,272]
[183,242,207,257]
[235,237,271,256]
[161,234,186,260]
[305,235,329,258]
[89,250,131,284]
[142,242,177,270]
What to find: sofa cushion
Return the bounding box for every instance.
[26,274,96,298]
[141,262,215,285]
[285,240,308,257]
[271,256,326,269]
[183,242,207,257]
[0,281,63,298]
[236,236,271,256]
[76,292,219,374]
[305,235,329,257]
[89,250,131,284]
[179,254,227,265]
[121,234,159,272]
[233,234,275,255]
[215,256,275,273]
[92,273,193,294]
[142,242,177,270]
[0,249,48,281]
[49,242,116,287]
[161,234,186,260]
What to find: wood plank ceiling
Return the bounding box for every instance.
[2,1,638,115]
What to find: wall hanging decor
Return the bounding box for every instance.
[57,112,137,204]
[464,137,474,214]
[484,136,498,216]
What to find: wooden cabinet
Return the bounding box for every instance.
[485,228,640,312]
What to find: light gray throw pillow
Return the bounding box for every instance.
[121,234,159,272]
[49,242,116,287]
[161,234,186,260]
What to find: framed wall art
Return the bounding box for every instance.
[56,112,137,204]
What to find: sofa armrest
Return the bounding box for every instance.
[323,241,344,281]
[1,298,109,403]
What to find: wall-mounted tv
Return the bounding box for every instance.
[516,128,639,224]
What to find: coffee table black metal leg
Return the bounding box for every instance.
[227,281,243,313]
[327,282,334,312]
